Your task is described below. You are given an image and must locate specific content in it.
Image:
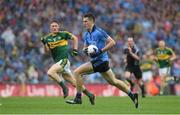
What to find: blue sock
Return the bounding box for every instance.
[76,92,82,98]
[127,90,134,101]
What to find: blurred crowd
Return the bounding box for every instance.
[0,0,180,84]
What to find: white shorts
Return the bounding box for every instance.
[142,71,153,81]
[56,59,72,74]
[159,67,171,77]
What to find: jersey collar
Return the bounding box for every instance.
[88,25,96,33]
[50,32,59,36]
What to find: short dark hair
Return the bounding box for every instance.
[49,18,59,25]
[83,13,95,22]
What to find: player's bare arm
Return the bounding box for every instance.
[170,51,176,61]
[44,44,50,53]
[71,34,78,50]
[101,36,116,52]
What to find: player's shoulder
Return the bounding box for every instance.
[95,26,106,33]
[134,45,140,50]
[155,47,160,50]
[60,31,72,35]
[155,47,160,51]
[165,47,174,53]
[154,48,161,54]
[41,33,51,41]
[95,26,109,39]
[165,47,173,51]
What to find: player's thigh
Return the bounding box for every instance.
[74,62,94,75]
[48,63,63,74]
[125,71,131,79]
[100,69,117,83]
[142,71,153,82]
[159,67,170,77]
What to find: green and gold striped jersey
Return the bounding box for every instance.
[155,47,174,68]
[41,31,72,62]
[140,59,154,72]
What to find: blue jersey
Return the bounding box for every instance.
[83,25,109,66]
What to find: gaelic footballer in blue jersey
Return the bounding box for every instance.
[66,13,139,108]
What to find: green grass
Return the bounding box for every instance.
[0,96,180,114]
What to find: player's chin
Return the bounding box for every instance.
[52,30,58,33]
[85,27,90,30]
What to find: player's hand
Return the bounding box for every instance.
[71,49,78,56]
[83,48,88,56]
[128,47,132,53]
[170,58,174,61]
[90,49,103,58]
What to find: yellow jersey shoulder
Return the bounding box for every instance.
[165,47,173,52]
[61,31,73,36]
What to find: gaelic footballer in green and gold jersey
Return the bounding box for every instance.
[40,20,94,101]
[154,40,176,95]
[40,20,79,98]
[140,54,155,82]
[155,40,176,76]
[155,47,174,68]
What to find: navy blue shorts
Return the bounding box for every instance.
[91,60,110,73]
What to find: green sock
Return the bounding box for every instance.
[59,81,68,98]
[83,89,92,97]
[59,81,67,90]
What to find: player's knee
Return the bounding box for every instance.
[125,75,130,79]
[125,72,130,78]
[71,81,76,87]
[72,84,76,88]
[74,69,81,76]
[47,69,54,77]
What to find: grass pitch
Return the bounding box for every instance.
[0,96,180,114]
